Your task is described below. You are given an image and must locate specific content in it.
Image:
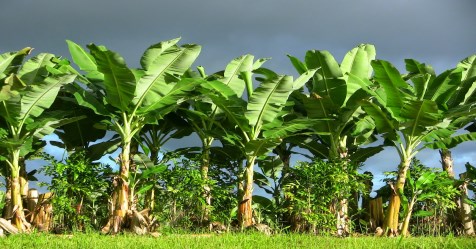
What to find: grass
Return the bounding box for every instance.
[0,232,475,249]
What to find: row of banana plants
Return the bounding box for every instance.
[1,39,475,236]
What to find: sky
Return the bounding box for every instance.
[1,0,476,193]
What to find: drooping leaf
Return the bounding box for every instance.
[426,132,476,149]
[252,195,273,209]
[348,146,384,164]
[262,119,318,139]
[0,47,32,78]
[288,136,328,159]
[200,80,239,99]
[30,115,86,139]
[207,93,250,133]
[0,74,26,101]
[245,138,280,158]
[71,83,110,116]
[258,155,284,179]
[360,100,396,134]
[87,137,121,161]
[424,68,461,104]
[18,53,56,84]
[457,54,476,104]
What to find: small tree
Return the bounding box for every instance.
[288,44,382,235]
[400,160,458,236]
[0,48,79,231]
[355,57,476,235]
[204,67,316,227]
[284,160,367,234]
[66,38,202,233]
[40,152,111,231]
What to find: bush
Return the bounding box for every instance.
[40,151,111,231]
[284,160,367,234]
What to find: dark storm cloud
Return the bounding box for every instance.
[1,0,475,72]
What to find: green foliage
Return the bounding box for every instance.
[141,154,238,230]
[40,152,111,231]
[150,156,211,228]
[284,160,368,234]
[0,190,5,212]
[288,44,381,165]
[378,158,459,235]
[1,42,474,236]
[406,159,458,213]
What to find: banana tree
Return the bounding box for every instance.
[421,54,476,234]
[177,55,265,220]
[353,57,476,235]
[204,65,316,227]
[287,44,382,235]
[423,54,476,176]
[66,38,202,233]
[0,49,79,231]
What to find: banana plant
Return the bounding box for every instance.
[204,64,316,227]
[288,44,381,163]
[415,55,476,235]
[353,56,476,235]
[0,48,79,231]
[422,55,476,177]
[177,55,264,220]
[66,38,202,233]
[287,44,381,236]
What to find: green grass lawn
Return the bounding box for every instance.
[1,233,474,249]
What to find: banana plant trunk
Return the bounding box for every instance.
[145,148,159,211]
[276,146,294,228]
[334,140,350,236]
[2,175,12,219]
[459,172,475,235]
[238,157,255,227]
[440,149,455,178]
[9,149,28,231]
[384,158,411,236]
[19,158,29,202]
[336,198,349,236]
[439,149,461,233]
[201,137,213,222]
[110,140,131,233]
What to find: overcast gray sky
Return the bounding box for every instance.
[2,0,476,192]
